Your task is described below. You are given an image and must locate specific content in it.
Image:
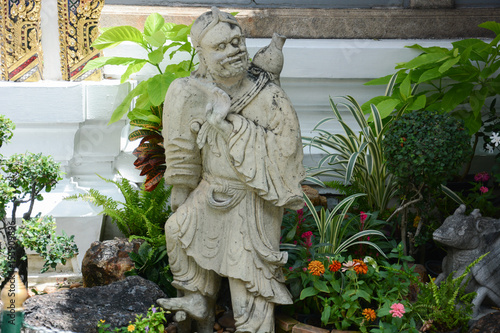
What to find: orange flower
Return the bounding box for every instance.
[362,308,376,322]
[308,260,325,276]
[329,260,341,272]
[353,259,368,275]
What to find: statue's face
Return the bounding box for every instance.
[199,22,248,79]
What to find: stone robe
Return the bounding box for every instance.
[162,71,304,307]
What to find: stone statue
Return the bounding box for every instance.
[433,205,500,317]
[156,7,305,333]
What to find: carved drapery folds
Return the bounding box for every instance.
[57,0,103,81]
[0,0,43,81]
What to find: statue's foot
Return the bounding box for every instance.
[157,292,212,321]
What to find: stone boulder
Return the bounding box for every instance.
[302,185,327,209]
[469,311,500,333]
[23,275,166,332]
[82,237,142,288]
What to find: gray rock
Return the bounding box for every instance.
[433,205,500,317]
[23,276,166,333]
[468,311,500,333]
[81,238,142,288]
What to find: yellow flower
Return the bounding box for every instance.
[127,325,135,332]
[308,260,325,276]
[413,215,421,227]
[362,308,376,322]
[99,319,105,324]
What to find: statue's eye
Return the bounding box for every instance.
[231,38,239,46]
[218,43,226,50]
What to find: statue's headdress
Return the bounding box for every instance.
[190,7,240,50]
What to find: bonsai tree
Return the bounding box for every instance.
[0,115,77,287]
[383,110,472,256]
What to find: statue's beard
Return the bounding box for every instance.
[212,51,249,78]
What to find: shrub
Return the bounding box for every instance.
[384,110,472,192]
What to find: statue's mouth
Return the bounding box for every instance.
[432,234,449,243]
[220,52,246,66]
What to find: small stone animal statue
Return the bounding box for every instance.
[433,204,500,317]
[251,32,286,86]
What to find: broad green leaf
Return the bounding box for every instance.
[144,31,167,48]
[452,38,489,53]
[407,94,426,111]
[163,22,176,32]
[167,25,190,42]
[446,64,479,82]
[470,89,486,115]
[144,13,165,36]
[438,56,460,73]
[364,74,392,86]
[361,96,392,114]
[399,75,411,100]
[418,67,442,83]
[108,81,147,124]
[479,21,500,35]
[313,279,330,293]
[321,306,331,326]
[147,73,176,106]
[148,47,165,65]
[405,44,449,54]
[399,53,450,70]
[375,98,400,119]
[284,223,297,242]
[121,60,148,83]
[441,83,474,112]
[354,289,371,301]
[480,59,500,79]
[92,26,146,49]
[134,92,152,110]
[128,108,161,123]
[82,57,145,73]
[300,286,319,300]
[452,108,482,134]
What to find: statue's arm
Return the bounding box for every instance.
[171,185,192,212]
[162,79,203,201]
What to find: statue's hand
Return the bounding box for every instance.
[171,185,192,212]
[206,87,233,139]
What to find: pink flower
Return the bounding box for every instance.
[474,172,490,183]
[301,231,314,248]
[389,303,405,318]
[360,211,368,224]
[341,260,356,272]
[297,208,304,224]
[480,186,489,194]
[289,267,294,271]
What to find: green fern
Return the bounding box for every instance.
[66,175,171,241]
[412,253,487,332]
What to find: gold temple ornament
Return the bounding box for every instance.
[0,0,43,81]
[57,0,103,81]
[1,269,28,332]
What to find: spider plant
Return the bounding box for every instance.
[303,80,403,214]
[303,192,387,257]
